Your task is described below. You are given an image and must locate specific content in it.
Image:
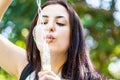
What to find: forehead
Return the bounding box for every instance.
[42,4,69,19]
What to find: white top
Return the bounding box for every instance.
[25,71,35,80]
[25,71,62,80]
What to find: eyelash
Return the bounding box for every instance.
[41,22,65,26]
[41,22,47,25]
[56,22,65,26]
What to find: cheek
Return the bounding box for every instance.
[58,29,70,51]
[33,25,44,52]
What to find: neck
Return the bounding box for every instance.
[50,52,67,74]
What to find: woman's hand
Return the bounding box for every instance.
[0,0,13,21]
[38,71,60,80]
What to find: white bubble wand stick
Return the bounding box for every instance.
[36,0,51,71]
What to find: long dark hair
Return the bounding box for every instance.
[26,0,104,80]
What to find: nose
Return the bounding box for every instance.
[46,21,55,32]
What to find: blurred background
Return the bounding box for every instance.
[0,0,120,80]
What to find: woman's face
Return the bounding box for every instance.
[34,4,70,55]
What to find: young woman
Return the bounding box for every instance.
[0,0,104,80]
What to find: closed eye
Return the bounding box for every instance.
[56,22,65,26]
[41,22,48,25]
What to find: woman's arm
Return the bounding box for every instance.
[0,34,28,78]
[0,0,28,78]
[0,0,12,21]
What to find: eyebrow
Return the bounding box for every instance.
[42,15,65,19]
[56,16,64,18]
[42,15,48,18]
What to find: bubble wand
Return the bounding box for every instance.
[36,0,51,71]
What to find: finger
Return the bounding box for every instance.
[39,75,57,80]
[38,71,56,78]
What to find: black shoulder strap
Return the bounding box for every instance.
[20,63,34,80]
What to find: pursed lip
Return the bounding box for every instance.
[45,34,55,43]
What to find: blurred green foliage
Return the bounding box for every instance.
[0,0,120,80]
